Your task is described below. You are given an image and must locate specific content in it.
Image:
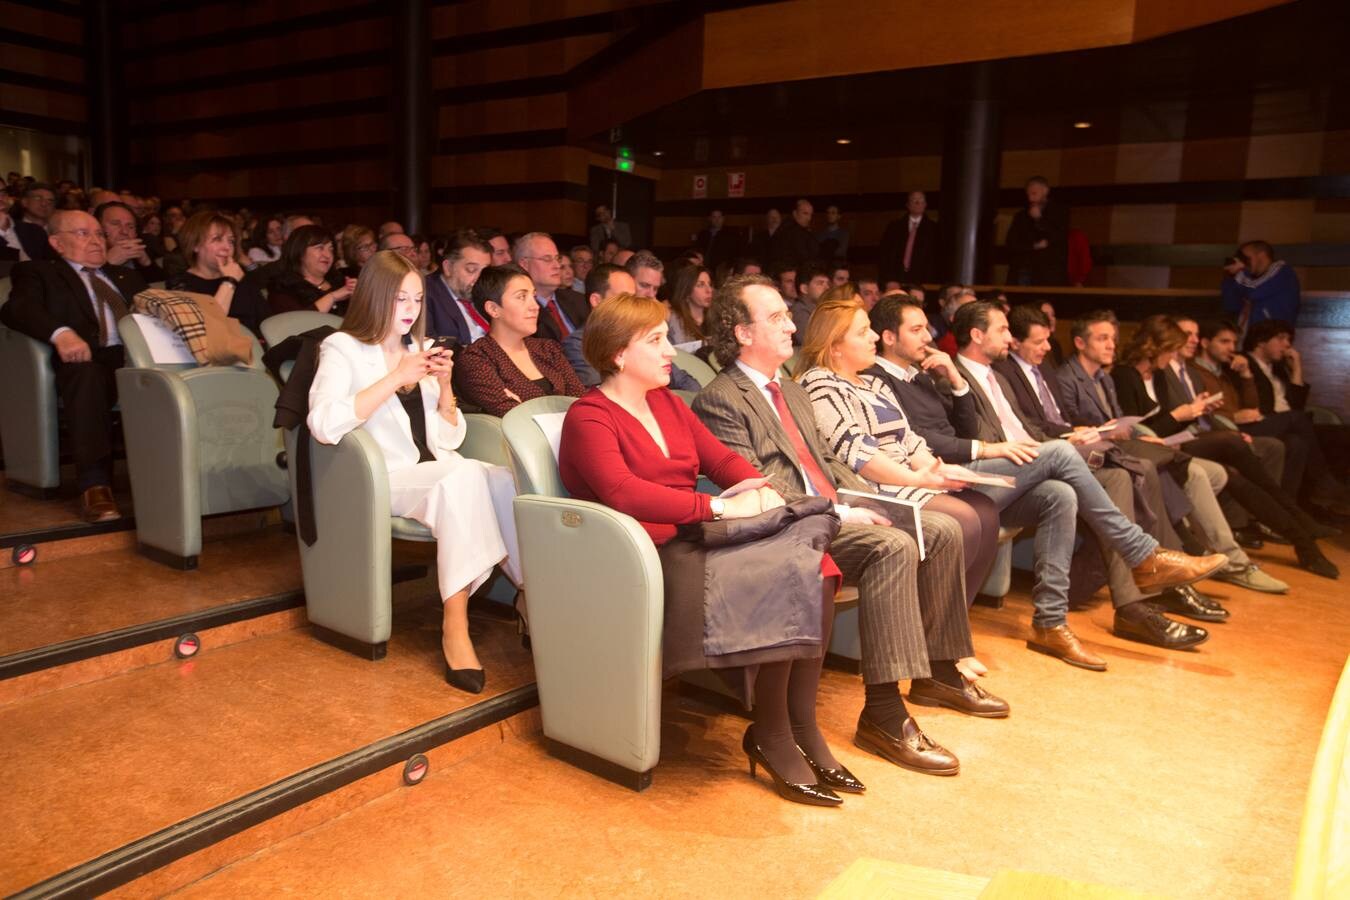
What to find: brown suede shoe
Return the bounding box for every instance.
[80,485,121,523]
[1028,624,1107,671]
[1131,549,1226,594]
[854,714,959,776]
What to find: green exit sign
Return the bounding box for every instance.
[616,158,634,172]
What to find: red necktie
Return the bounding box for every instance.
[765,381,837,501]
[459,297,489,333]
[902,220,918,272]
[542,299,568,337]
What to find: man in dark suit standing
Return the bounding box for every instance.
[1005,176,1069,286]
[0,210,147,521]
[513,232,589,343]
[878,191,939,288]
[695,209,742,274]
[588,205,631,253]
[426,229,493,345]
[693,275,1008,776]
[769,199,820,272]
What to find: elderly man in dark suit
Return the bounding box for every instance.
[692,274,1003,778]
[512,232,589,342]
[0,210,148,521]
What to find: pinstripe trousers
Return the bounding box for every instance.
[829,509,973,684]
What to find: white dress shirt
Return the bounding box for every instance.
[1250,355,1290,412]
[0,216,28,261]
[958,354,1034,443]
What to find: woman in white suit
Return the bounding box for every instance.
[308,250,522,694]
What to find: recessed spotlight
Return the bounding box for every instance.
[1073,121,1092,129]
[652,150,664,157]
[835,138,852,145]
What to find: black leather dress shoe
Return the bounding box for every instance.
[1113,603,1208,650]
[1155,585,1230,623]
[1232,526,1264,550]
[909,676,1010,718]
[854,715,959,776]
[798,748,866,793]
[1256,523,1292,545]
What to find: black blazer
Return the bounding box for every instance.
[1109,365,1186,437]
[425,273,475,345]
[14,220,52,261]
[769,220,818,271]
[877,216,939,286]
[1243,353,1310,413]
[1,258,146,349]
[533,288,590,343]
[697,226,744,273]
[992,356,1071,437]
[1005,200,1069,286]
[869,362,982,462]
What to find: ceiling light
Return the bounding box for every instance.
[1073,121,1092,129]
[652,150,664,157]
[835,138,852,145]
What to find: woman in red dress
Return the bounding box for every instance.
[559,293,858,806]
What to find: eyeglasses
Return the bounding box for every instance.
[522,254,561,265]
[54,228,106,240]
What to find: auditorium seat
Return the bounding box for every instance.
[114,315,290,568]
[672,348,716,387]
[282,408,510,660]
[0,276,61,494]
[503,395,665,789]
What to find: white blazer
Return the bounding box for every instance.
[307,331,466,472]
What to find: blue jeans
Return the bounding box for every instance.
[967,440,1159,628]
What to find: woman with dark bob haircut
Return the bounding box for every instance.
[267,224,356,316]
[557,292,856,807]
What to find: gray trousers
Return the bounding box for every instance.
[970,440,1160,626]
[830,509,974,684]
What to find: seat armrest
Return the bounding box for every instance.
[116,367,201,556]
[0,324,60,489]
[514,494,665,775]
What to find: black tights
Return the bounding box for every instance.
[751,577,837,782]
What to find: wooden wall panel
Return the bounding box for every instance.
[429,199,587,237]
[1132,0,1294,41]
[438,94,569,138]
[0,3,82,43]
[122,0,378,50]
[432,34,611,89]
[130,114,388,167]
[130,67,389,124]
[0,42,85,82]
[149,160,388,204]
[0,84,86,122]
[430,0,656,40]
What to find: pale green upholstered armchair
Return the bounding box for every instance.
[115,315,290,568]
[671,349,716,387]
[283,414,510,659]
[502,395,666,790]
[0,277,61,495]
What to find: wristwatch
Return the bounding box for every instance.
[710,498,726,520]
[220,275,240,286]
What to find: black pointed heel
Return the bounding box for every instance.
[444,663,486,694]
[741,726,842,807]
[798,748,866,794]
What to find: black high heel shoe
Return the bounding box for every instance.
[741,726,842,807]
[798,747,866,794]
[445,663,486,694]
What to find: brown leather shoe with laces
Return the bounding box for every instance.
[1028,624,1107,671]
[1131,549,1226,594]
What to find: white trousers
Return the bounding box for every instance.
[388,456,523,600]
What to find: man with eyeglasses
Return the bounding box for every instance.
[0,210,150,522]
[511,232,589,342]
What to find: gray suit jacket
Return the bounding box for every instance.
[953,357,1050,444]
[691,364,865,501]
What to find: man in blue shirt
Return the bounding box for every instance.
[1221,240,1300,337]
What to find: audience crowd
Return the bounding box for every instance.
[2,172,1345,807]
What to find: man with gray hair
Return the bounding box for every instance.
[624,250,664,299]
[513,231,589,341]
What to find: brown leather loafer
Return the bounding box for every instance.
[1131,548,1226,594]
[79,485,121,523]
[854,714,959,776]
[909,676,1010,718]
[1028,624,1107,671]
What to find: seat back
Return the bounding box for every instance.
[0,277,61,490]
[260,311,343,349]
[672,349,716,387]
[501,395,577,496]
[119,313,266,373]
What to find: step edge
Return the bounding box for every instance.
[12,683,540,899]
[0,590,305,681]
